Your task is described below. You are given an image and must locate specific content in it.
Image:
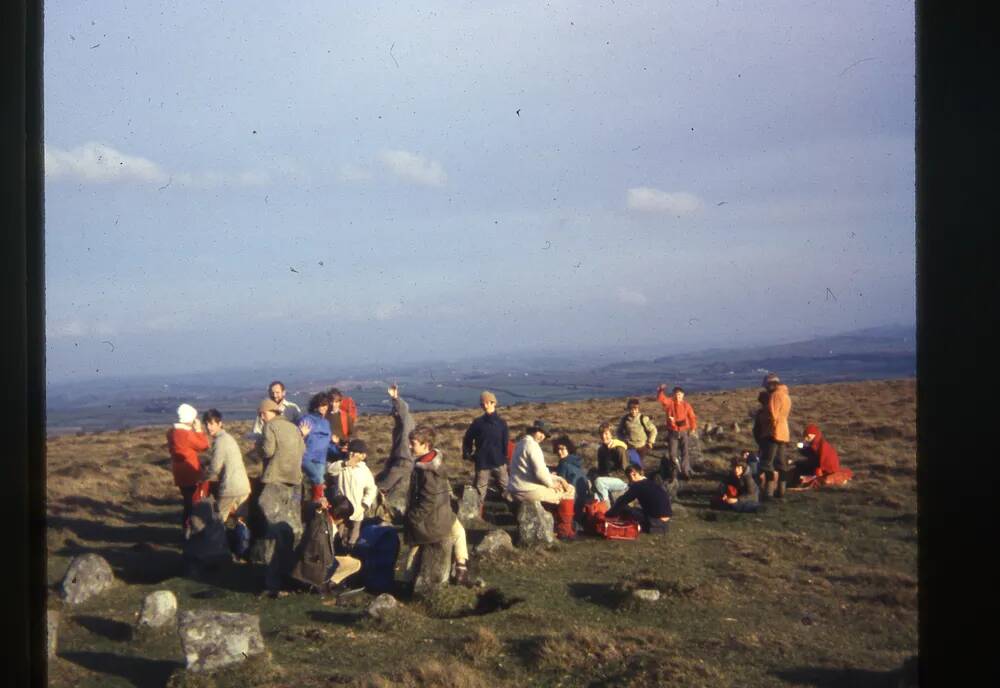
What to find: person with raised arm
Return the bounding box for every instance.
[656,384,698,479]
[375,383,416,497]
[167,403,210,539]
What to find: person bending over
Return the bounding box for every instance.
[606,464,673,535]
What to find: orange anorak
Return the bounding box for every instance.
[768,384,791,442]
[656,391,698,433]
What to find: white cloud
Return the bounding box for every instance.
[378,149,447,187]
[46,142,286,188]
[45,142,168,184]
[617,288,648,306]
[336,163,374,183]
[626,187,703,215]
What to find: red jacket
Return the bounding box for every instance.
[327,407,355,440]
[804,424,841,476]
[656,391,698,432]
[167,426,210,487]
[342,396,358,423]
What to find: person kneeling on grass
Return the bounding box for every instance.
[403,425,473,587]
[711,456,763,513]
[606,464,672,535]
[508,421,577,539]
[291,494,363,595]
[792,423,853,489]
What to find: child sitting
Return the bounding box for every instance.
[711,457,762,513]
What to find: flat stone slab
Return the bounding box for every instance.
[177,610,265,673]
[60,553,115,605]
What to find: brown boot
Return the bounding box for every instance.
[765,473,777,499]
[454,563,473,587]
[775,473,787,498]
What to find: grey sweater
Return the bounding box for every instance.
[204,429,251,497]
[260,416,305,485]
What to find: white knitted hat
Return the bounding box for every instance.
[177,403,198,424]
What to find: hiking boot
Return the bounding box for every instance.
[775,479,787,498]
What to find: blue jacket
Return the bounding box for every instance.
[300,413,332,485]
[462,412,510,470]
[555,454,589,503]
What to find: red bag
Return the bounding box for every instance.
[582,500,610,535]
[506,440,515,464]
[599,516,640,541]
[820,468,853,486]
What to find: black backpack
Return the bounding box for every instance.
[290,507,335,589]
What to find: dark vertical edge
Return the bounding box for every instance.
[916,2,997,685]
[27,0,47,685]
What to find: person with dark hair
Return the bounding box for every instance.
[553,436,590,513]
[593,422,630,504]
[326,389,355,455]
[167,403,210,539]
[751,390,770,458]
[329,387,359,426]
[656,384,698,479]
[711,456,762,513]
[759,373,792,499]
[616,398,657,460]
[201,408,251,524]
[326,438,377,548]
[404,425,472,586]
[606,464,673,535]
[299,392,333,501]
[375,383,416,496]
[291,493,363,593]
[257,397,306,596]
[250,381,302,437]
[462,391,511,505]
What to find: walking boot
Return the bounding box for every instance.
[765,473,777,499]
[775,473,787,498]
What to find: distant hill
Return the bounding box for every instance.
[45,323,915,436]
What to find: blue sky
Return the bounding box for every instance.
[44,1,915,383]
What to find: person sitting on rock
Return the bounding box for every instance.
[711,456,762,513]
[593,422,630,504]
[616,398,658,462]
[167,403,210,539]
[508,422,577,539]
[326,439,377,549]
[606,464,673,535]
[201,408,251,526]
[793,423,853,488]
[553,436,590,520]
[403,425,472,587]
[375,383,416,499]
[299,392,333,501]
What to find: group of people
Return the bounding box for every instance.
[165,373,851,597]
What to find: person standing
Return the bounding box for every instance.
[249,381,302,437]
[258,397,306,596]
[375,384,416,496]
[299,392,333,501]
[616,398,658,461]
[657,385,698,479]
[760,373,792,499]
[326,389,356,457]
[201,408,251,524]
[403,425,472,586]
[167,403,210,539]
[462,391,511,505]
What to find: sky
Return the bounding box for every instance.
[44,1,915,384]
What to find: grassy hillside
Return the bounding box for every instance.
[45,378,917,687]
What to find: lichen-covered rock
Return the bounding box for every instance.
[177,610,265,673]
[366,593,400,619]
[257,483,303,590]
[60,553,115,605]
[413,540,453,597]
[139,590,177,629]
[515,501,556,547]
[184,500,231,567]
[46,610,59,659]
[475,529,514,556]
[456,485,482,528]
[385,480,410,520]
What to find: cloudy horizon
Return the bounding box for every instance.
[44,1,915,384]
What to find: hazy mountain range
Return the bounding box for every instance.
[46,323,915,436]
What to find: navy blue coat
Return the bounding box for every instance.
[462,412,510,470]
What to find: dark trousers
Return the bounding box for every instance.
[761,438,788,473]
[179,485,197,528]
[668,431,691,476]
[617,506,670,535]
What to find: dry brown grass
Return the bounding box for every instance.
[352,659,494,688]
